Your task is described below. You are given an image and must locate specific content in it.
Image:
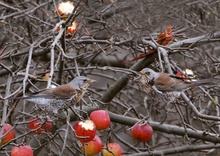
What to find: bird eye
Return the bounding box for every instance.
[83,79,88,83]
[146,72,150,75]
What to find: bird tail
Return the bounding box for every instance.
[13,96,32,100]
[13,95,70,100]
[188,79,215,86]
[174,79,215,92]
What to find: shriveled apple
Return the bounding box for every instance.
[57,1,74,17]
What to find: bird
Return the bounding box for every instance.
[18,76,95,114]
[138,68,212,103]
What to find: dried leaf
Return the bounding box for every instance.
[124,25,173,63]
[157,24,173,46]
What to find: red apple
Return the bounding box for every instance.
[29,116,52,134]
[11,145,33,156]
[131,123,153,142]
[176,69,196,83]
[102,143,122,156]
[176,71,189,82]
[0,123,15,145]
[73,120,96,143]
[82,135,102,156]
[90,110,110,130]
[175,71,183,77]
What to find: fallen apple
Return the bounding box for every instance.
[73,120,96,143]
[90,110,110,130]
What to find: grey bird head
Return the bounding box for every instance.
[140,68,160,80]
[69,76,95,90]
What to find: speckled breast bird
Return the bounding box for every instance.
[20,76,95,114]
[138,68,212,103]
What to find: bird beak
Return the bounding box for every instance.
[140,71,146,75]
[88,79,96,83]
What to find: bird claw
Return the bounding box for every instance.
[152,86,163,94]
[53,112,67,120]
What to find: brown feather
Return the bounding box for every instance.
[155,73,184,91]
[41,84,76,98]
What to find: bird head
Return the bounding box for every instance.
[69,76,95,90]
[140,68,159,80]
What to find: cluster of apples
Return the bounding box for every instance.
[11,116,52,156]
[73,110,123,156]
[0,124,33,156]
[28,116,52,134]
[56,1,78,38]
[73,110,153,156]
[0,117,52,156]
[2,111,153,156]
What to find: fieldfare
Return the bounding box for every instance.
[138,68,212,103]
[19,76,95,114]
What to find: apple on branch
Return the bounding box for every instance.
[82,135,102,156]
[131,123,153,142]
[0,123,15,145]
[11,145,34,156]
[28,116,52,134]
[102,143,123,156]
[57,1,74,20]
[73,120,96,143]
[90,110,110,130]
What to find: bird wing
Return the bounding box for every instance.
[14,84,78,100]
[172,79,212,92]
[154,73,184,91]
[41,84,77,98]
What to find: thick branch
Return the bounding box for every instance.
[100,53,157,104]
[108,111,220,144]
[128,143,220,156]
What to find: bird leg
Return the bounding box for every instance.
[148,78,155,86]
[152,86,163,94]
[144,96,148,108]
[52,111,67,120]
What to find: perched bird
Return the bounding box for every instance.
[138,68,212,103]
[18,76,95,114]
